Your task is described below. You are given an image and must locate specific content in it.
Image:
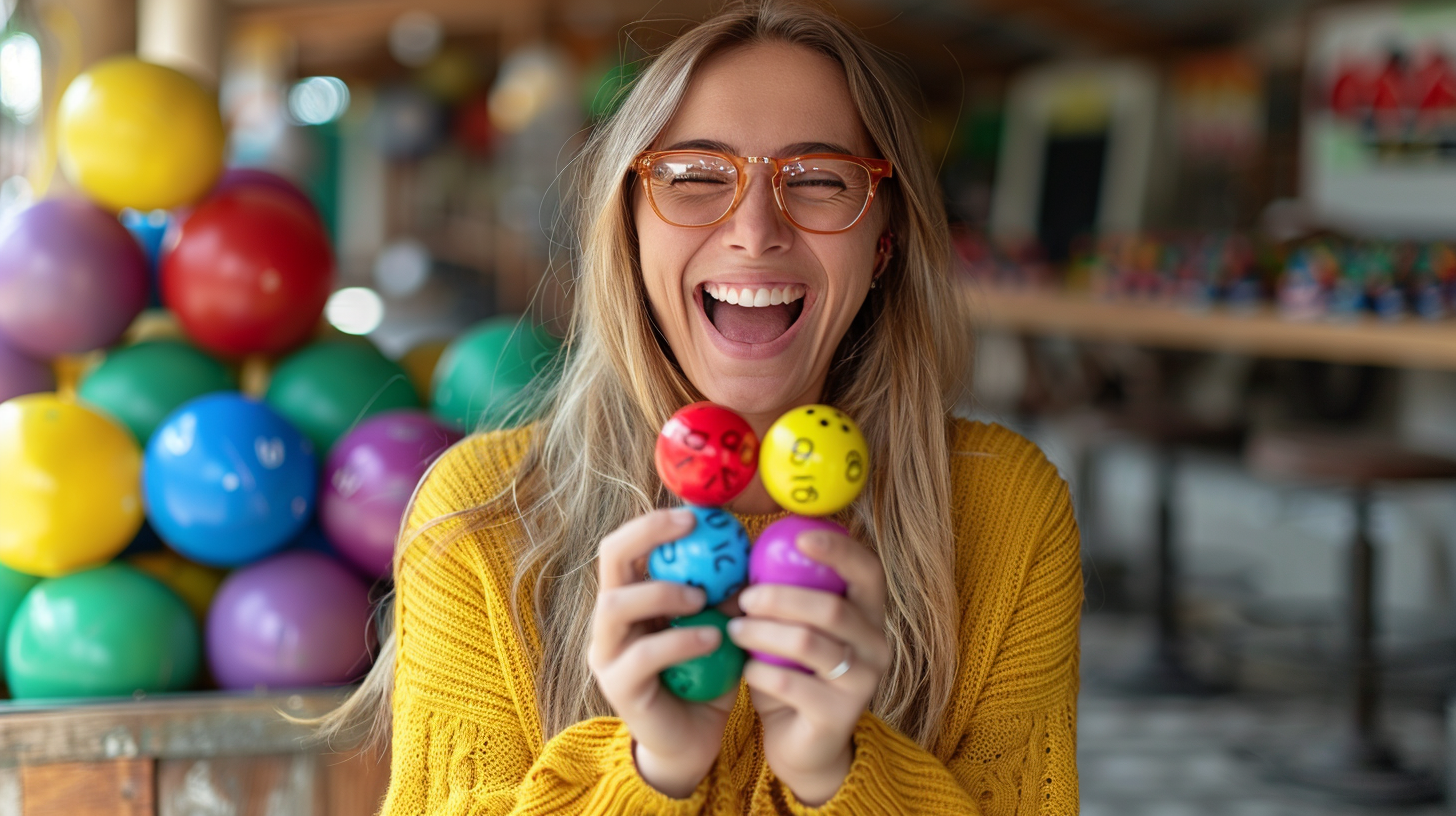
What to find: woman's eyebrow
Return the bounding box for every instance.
[660,138,857,156]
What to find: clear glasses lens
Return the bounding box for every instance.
[648,153,738,227]
[780,158,873,232]
[645,153,873,232]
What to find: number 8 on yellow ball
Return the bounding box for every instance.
[758,405,869,517]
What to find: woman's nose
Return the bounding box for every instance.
[723,166,792,254]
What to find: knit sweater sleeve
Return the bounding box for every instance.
[760,424,1083,815]
[379,430,714,816]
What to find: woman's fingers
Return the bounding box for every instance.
[598,508,696,589]
[797,531,888,624]
[737,584,887,669]
[726,617,848,676]
[742,659,844,721]
[592,581,706,664]
[605,625,722,702]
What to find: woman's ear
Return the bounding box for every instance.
[872,230,896,282]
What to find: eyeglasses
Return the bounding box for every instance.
[632,149,893,234]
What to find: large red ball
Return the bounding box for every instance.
[161,186,333,358]
[655,402,759,506]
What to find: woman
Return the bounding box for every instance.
[328,2,1082,813]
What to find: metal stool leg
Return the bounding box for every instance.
[1271,486,1440,804]
[1118,445,1223,696]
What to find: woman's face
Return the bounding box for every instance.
[633,42,887,429]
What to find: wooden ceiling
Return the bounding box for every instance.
[228,0,1305,82]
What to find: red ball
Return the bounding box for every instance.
[655,402,759,506]
[161,186,333,358]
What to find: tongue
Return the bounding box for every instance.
[711,302,794,344]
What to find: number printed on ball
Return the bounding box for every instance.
[647,506,750,605]
[758,405,869,517]
[654,402,759,506]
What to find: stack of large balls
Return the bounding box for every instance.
[0,56,560,701]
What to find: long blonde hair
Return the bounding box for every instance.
[320,0,970,752]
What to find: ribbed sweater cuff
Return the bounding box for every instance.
[578,719,711,815]
[778,712,964,815]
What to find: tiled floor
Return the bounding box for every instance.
[1079,615,1451,815]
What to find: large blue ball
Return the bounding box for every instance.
[143,392,316,567]
[648,506,749,605]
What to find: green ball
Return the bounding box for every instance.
[0,564,38,651]
[6,563,200,699]
[78,340,234,444]
[431,316,560,432]
[265,341,420,453]
[660,609,744,702]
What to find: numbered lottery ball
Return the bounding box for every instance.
[660,609,744,702]
[748,516,849,671]
[655,402,759,506]
[759,405,868,516]
[647,506,749,605]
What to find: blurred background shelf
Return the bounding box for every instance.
[964,284,1456,371]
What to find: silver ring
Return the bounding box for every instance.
[822,647,853,681]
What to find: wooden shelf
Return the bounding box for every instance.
[962,285,1456,371]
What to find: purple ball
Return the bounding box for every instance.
[748,516,849,671]
[214,168,315,215]
[320,410,461,578]
[0,332,53,403]
[0,199,149,357]
[206,551,373,690]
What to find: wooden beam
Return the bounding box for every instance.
[964,0,1166,54]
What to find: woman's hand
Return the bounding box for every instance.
[727,529,890,806]
[588,508,738,799]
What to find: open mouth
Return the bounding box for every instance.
[699,282,807,345]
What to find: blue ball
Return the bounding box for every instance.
[648,506,749,605]
[143,392,316,567]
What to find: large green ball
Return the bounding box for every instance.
[6,563,200,699]
[0,564,38,653]
[659,610,744,702]
[265,341,419,453]
[77,340,234,444]
[432,316,560,432]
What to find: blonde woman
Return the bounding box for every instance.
[328,1,1082,812]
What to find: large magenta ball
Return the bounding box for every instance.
[0,199,149,357]
[748,516,848,671]
[206,551,372,690]
[0,333,53,404]
[320,410,461,578]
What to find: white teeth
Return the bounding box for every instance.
[704,283,806,307]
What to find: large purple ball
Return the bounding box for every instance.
[206,551,372,690]
[0,333,53,403]
[320,411,461,578]
[0,199,149,357]
[748,516,849,671]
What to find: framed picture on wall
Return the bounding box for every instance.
[1305,2,1456,237]
[990,60,1161,262]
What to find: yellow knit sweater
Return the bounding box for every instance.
[381,419,1081,815]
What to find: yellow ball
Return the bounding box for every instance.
[128,550,226,621]
[759,404,869,516]
[57,57,225,212]
[0,394,143,577]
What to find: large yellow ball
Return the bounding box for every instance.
[758,404,869,517]
[57,57,225,212]
[0,394,143,576]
